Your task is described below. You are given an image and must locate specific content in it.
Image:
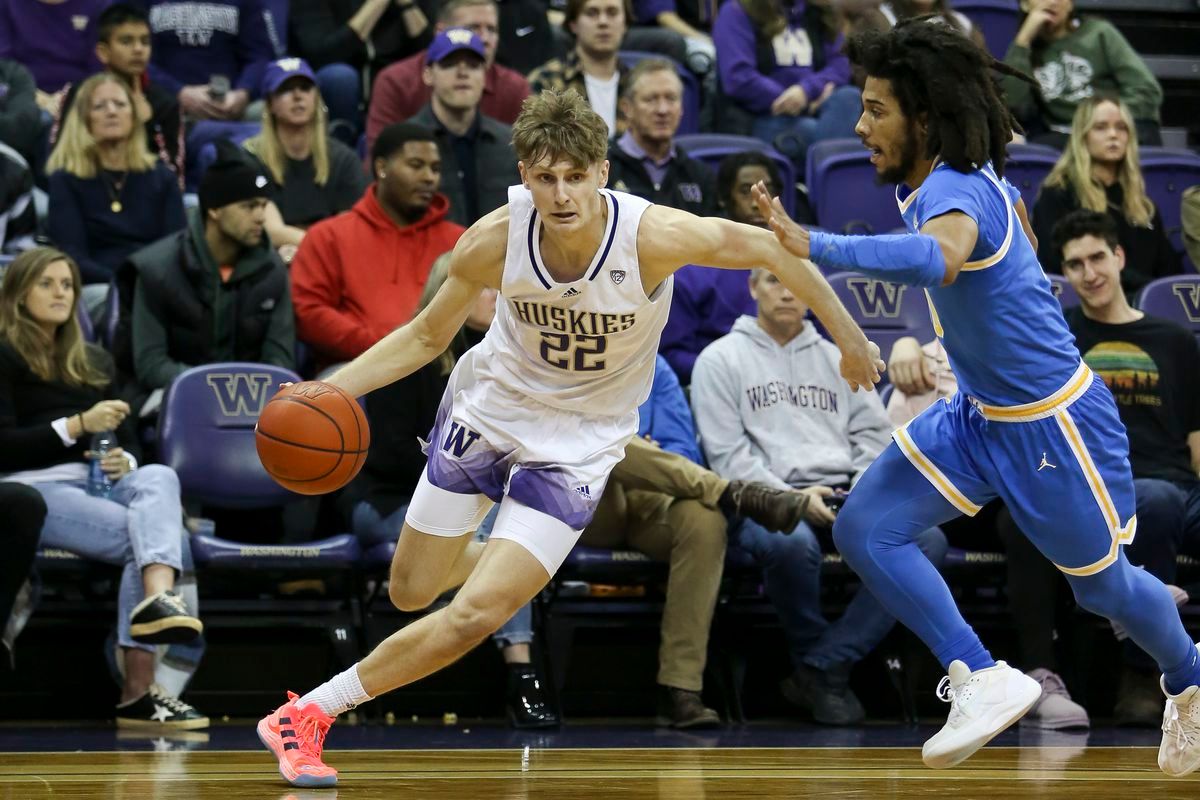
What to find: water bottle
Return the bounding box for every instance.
[86,430,115,499]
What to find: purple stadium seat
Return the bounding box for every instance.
[618,51,701,135]
[76,302,94,343]
[1137,275,1200,339]
[191,533,360,570]
[1137,147,1200,260]
[674,133,797,216]
[1046,273,1081,309]
[827,271,936,367]
[158,362,301,508]
[1005,142,1060,212]
[951,0,1019,57]
[806,138,897,234]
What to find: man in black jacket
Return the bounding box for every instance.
[606,58,714,216]
[116,146,295,409]
[0,483,44,671]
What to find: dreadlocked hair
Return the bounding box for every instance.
[847,17,1036,177]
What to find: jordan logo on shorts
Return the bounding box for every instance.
[1038,452,1057,471]
[442,422,481,458]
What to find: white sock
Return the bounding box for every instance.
[298,664,373,717]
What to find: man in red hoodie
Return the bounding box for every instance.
[291,122,465,372]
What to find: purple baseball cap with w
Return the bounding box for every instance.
[427,28,486,64]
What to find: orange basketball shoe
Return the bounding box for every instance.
[257,692,338,787]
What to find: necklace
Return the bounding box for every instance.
[103,170,129,213]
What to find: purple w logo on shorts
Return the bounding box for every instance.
[442,422,482,458]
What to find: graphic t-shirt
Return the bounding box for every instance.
[1066,307,1200,483]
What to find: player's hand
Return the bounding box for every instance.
[839,338,884,393]
[752,181,810,259]
[888,336,935,395]
[770,84,809,116]
[81,399,131,434]
[800,486,836,526]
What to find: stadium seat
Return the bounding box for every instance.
[952,0,1020,58]
[805,139,898,235]
[1005,142,1060,212]
[826,271,936,368]
[674,133,797,216]
[618,51,701,135]
[1137,275,1200,339]
[1137,147,1200,259]
[1046,274,1081,309]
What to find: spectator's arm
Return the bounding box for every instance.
[260,279,296,370]
[639,356,703,463]
[45,173,111,283]
[1000,43,1038,121]
[330,146,370,212]
[657,11,707,40]
[160,170,187,233]
[233,0,276,95]
[290,228,381,360]
[713,3,788,114]
[798,35,851,101]
[0,355,84,471]
[691,348,791,489]
[1099,23,1163,123]
[291,0,371,66]
[846,384,892,484]
[131,278,191,390]
[0,62,41,158]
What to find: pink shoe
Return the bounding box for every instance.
[257,692,338,787]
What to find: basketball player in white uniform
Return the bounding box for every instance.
[257,89,884,788]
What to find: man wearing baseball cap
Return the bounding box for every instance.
[406,28,518,226]
[115,141,295,409]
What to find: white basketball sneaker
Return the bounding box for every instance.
[922,660,1042,769]
[1159,644,1200,778]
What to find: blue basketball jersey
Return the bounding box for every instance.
[896,161,1080,405]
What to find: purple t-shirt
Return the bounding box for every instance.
[659,264,757,384]
[0,0,107,92]
[713,0,850,114]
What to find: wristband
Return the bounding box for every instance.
[809,230,947,288]
[76,413,88,436]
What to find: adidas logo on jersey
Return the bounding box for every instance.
[574,485,592,498]
[562,287,581,298]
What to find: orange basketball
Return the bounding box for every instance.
[255,381,371,495]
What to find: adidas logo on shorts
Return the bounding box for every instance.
[574,485,592,498]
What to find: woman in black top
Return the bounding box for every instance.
[0,247,205,728]
[45,73,185,288]
[1033,95,1180,293]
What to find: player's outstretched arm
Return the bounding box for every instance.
[638,204,883,392]
[323,208,507,398]
[751,182,979,288]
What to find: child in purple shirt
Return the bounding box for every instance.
[0,0,107,101]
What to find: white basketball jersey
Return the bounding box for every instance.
[473,184,673,415]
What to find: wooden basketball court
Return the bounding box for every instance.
[3,745,1196,799]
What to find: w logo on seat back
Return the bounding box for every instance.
[205,373,275,417]
[846,278,906,320]
[1172,284,1200,323]
[441,421,481,458]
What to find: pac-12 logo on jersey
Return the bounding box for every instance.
[441,421,481,458]
[610,269,626,285]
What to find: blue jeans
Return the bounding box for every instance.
[730,515,947,671]
[315,63,363,141]
[352,501,533,647]
[32,465,191,653]
[752,84,862,174]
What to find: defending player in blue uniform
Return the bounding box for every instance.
[753,20,1200,775]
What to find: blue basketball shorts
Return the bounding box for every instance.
[893,362,1137,576]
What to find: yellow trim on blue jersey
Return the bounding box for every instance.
[971,363,1092,422]
[893,421,982,516]
[1050,407,1137,577]
[959,166,1015,272]
[924,289,944,338]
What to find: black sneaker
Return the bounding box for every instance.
[506,664,561,729]
[780,663,866,725]
[719,480,808,533]
[130,590,203,644]
[655,686,721,729]
[116,684,210,730]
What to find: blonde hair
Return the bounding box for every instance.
[1042,96,1154,228]
[243,88,330,186]
[0,248,109,388]
[46,73,157,179]
[416,252,460,376]
[512,90,609,169]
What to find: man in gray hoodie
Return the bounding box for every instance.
[692,265,947,724]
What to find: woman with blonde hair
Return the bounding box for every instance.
[1033,95,1180,290]
[0,247,207,729]
[242,58,368,260]
[46,73,185,290]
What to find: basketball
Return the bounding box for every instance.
[255,381,371,495]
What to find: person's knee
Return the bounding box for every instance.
[832,498,871,561]
[1068,562,1130,618]
[3,484,46,537]
[444,592,512,645]
[129,464,180,494]
[672,503,728,556]
[387,574,441,612]
[914,526,949,568]
[771,523,821,568]
[1135,479,1185,529]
